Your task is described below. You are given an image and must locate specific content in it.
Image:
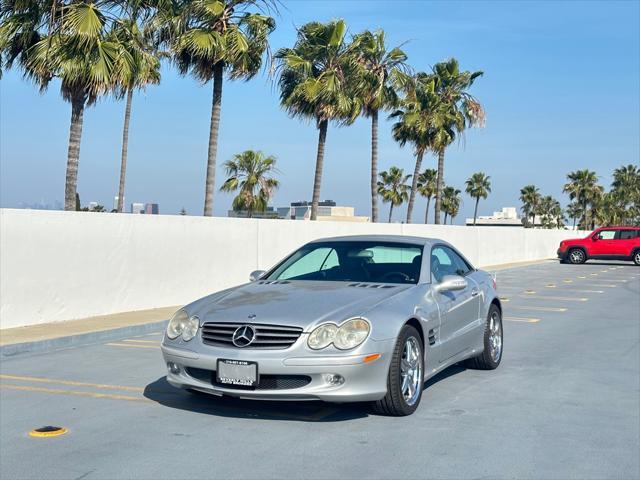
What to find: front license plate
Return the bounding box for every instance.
[216,359,258,387]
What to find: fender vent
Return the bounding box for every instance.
[428,329,437,346]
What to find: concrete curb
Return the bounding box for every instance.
[0,320,168,358]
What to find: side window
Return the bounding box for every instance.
[278,248,337,279]
[618,230,638,240]
[430,246,471,282]
[447,248,473,276]
[597,230,616,240]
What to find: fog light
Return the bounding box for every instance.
[167,362,181,374]
[323,373,344,386]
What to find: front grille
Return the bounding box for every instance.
[201,322,303,349]
[185,367,311,391]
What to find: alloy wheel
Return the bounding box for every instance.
[570,250,585,264]
[488,311,503,363]
[400,337,422,406]
[635,252,640,265]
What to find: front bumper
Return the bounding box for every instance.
[161,338,395,402]
[557,248,567,260]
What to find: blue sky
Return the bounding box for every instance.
[1,0,639,222]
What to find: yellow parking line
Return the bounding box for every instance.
[511,305,568,312]
[504,316,540,323]
[556,289,604,294]
[590,273,598,276]
[577,276,586,279]
[591,284,617,288]
[0,374,143,392]
[519,295,588,302]
[0,384,150,403]
[105,342,159,349]
[122,339,159,345]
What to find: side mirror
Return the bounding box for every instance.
[434,275,468,293]
[592,235,599,242]
[249,270,266,282]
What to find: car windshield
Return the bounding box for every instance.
[265,241,423,284]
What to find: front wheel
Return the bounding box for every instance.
[372,325,424,416]
[466,304,503,370]
[568,248,587,264]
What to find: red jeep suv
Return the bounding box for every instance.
[557,227,640,265]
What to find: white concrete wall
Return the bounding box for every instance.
[0,208,588,329]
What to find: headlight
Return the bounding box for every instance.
[307,318,370,350]
[307,323,338,350]
[334,318,370,350]
[166,310,199,341]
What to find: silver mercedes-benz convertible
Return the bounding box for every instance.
[161,235,503,416]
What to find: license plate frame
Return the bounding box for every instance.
[216,359,259,387]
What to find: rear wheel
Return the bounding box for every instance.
[568,248,587,264]
[372,325,423,416]
[633,250,640,266]
[466,304,503,370]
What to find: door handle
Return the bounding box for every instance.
[471,289,479,297]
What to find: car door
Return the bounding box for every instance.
[431,245,481,363]
[590,229,617,256]
[613,229,638,256]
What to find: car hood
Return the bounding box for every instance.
[185,280,414,330]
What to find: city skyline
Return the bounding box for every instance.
[1,1,638,222]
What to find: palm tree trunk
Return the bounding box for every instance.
[434,150,445,224]
[424,197,431,224]
[203,61,224,217]
[473,197,479,226]
[444,212,448,224]
[405,150,424,223]
[117,88,134,213]
[370,109,379,223]
[388,203,393,223]
[64,93,87,211]
[310,119,328,221]
[572,217,576,230]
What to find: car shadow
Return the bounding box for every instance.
[143,377,369,422]
[144,364,469,422]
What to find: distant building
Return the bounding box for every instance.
[88,201,99,211]
[145,203,159,215]
[277,200,368,222]
[466,207,524,227]
[131,203,145,214]
[227,207,279,219]
[113,196,125,211]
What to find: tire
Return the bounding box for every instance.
[372,325,424,416]
[568,248,587,264]
[466,304,503,370]
[633,250,640,266]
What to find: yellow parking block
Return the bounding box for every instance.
[519,295,587,302]
[511,305,568,312]
[563,279,573,283]
[504,316,540,323]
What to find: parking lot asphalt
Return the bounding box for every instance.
[1,261,639,480]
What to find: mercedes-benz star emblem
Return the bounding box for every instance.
[232,325,256,347]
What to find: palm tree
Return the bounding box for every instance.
[441,185,461,224]
[377,167,410,223]
[520,185,541,228]
[430,59,485,224]
[162,0,276,216]
[275,20,360,220]
[563,169,602,229]
[465,172,491,226]
[112,6,161,213]
[351,29,407,223]
[1,1,122,210]
[416,168,437,224]
[219,150,279,218]
[390,73,441,223]
[611,164,640,225]
[539,195,563,229]
[566,202,582,230]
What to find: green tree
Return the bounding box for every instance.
[1,0,123,210]
[163,0,276,216]
[112,4,161,213]
[441,185,461,224]
[351,29,407,223]
[416,168,437,224]
[563,169,603,229]
[275,20,360,220]
[520,185,541,228]
[464,171,491,226]
[539,195,563,229]
[430,59,484,224]
[566,201,582,230]
[377,167,410,223]
[611,164,640,225]
[219,150,279,218]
